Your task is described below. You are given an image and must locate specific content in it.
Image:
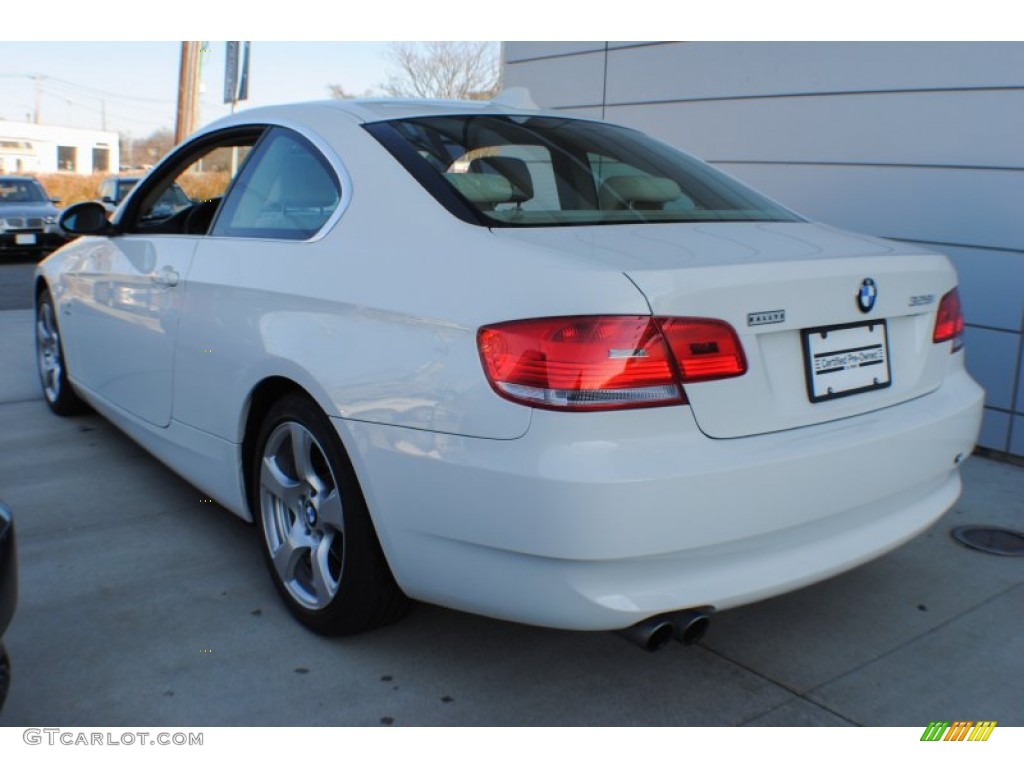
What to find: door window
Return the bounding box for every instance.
[211,128,341,240]
[122,128,263,236]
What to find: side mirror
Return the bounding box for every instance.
[50,197,62,205]
[101,196,115,204]
[60,202,114,236]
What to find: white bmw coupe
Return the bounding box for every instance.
[35,96,983,650]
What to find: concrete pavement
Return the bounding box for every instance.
[0,307,1021,726]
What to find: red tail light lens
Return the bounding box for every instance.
[477,315,746,411]
[657,318,747,382]
[932,288,965,351]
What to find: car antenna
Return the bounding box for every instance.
[489,87,538,111]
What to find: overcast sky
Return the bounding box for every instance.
[0,41,395,137]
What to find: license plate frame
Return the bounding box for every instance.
[15,233,36,245]
[802,320,892,403]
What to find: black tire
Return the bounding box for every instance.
[35,290,90,416]
[0,642,9,712]
[251,393,409,635]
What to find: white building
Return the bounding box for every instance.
[0,120,119,175]
[503,42,1024,459]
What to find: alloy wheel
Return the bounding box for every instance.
[36,300,63,404]
[259,421,346,610]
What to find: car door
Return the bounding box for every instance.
[64,128,264,428]
[170,127,344,436]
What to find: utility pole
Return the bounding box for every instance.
[174,42,201,144]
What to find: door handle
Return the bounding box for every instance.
[151,267,180,287]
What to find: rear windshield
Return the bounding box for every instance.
[371,115,801,227]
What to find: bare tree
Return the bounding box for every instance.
[327,84,356,100]
[326,83,377,99]
[380,41,501,100]
[121,128,176,170]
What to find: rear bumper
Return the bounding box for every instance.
[337,367,984,630]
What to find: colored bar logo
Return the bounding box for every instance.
[920,721,997,741]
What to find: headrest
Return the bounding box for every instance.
[445,172,518,207]
[467,156,534,203]
[599,175,682,210]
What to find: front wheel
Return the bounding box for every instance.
[35,290,88,416]
[251,394,409,635]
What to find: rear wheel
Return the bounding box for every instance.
[252,394,409,635]
[35,290,89,416]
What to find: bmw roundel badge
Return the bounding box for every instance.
[857,278,877,313]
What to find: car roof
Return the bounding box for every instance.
[0,176,42,183]
[198,90,586,135]
[317,93,551,123]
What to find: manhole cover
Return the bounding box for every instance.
[950,526,1024,556]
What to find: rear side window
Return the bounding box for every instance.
[371,115,801,228]
[212,128,340,240]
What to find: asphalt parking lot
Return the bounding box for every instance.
[0,274,1022,726]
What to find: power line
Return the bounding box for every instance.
[0,72,177,107]
[36,83,174,119]
[47,75,178,106]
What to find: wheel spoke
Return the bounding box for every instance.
[316,488,345,534]
[260,456,304,511]
[310,535,339,603]
[289,422,325,495]
[272,517,311,583]
[36,304,63,402]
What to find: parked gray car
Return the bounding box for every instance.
[0,176,66,259]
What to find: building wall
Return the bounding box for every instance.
[504,41,1024,457]
[0,121,119,175]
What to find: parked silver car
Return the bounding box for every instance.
[0,176,66,259]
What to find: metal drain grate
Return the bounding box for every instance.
[950,526,1024,556]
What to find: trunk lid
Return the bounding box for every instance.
[491,222,958,438]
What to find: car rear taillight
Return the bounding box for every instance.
[657,318,747,382]
[932,288,965,352]
[477,315,746,411]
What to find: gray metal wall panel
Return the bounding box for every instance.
[605,91,1024,168]
[504,42,604,62]
[503,52,605,108]
[1011,417,1024,455]
[608,42,663,49]
[937,244,1024,334]
[710,163,1024,252]
[980,410,1012,453]
[1017,342,1024,413]
[962,327,1020,411]
[604,42,1024,104]
[550,106,606,119]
